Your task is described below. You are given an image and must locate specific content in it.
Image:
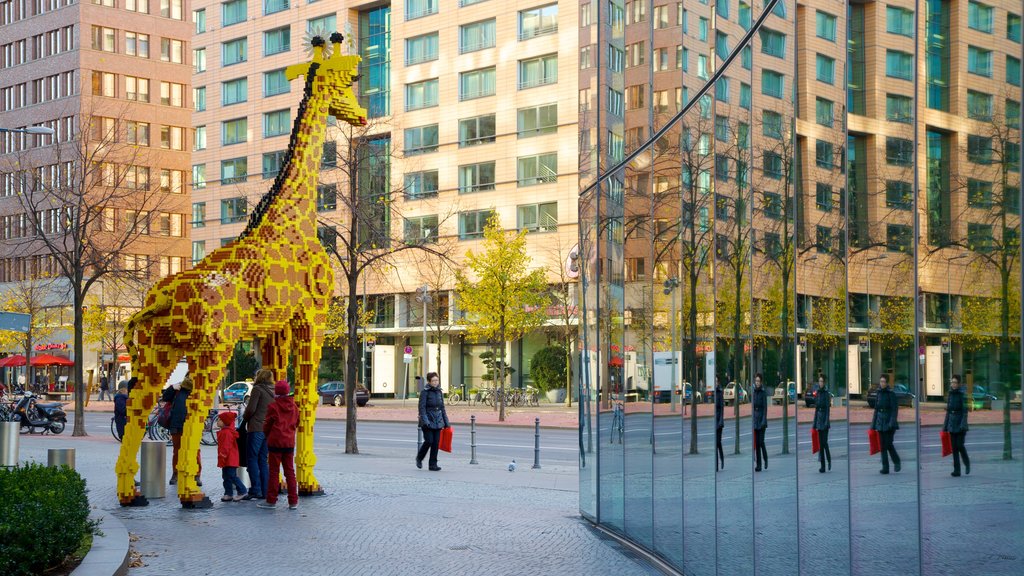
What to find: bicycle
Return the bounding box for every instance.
[111,404,166,443]
[447,391,462,406]
[610,402,624,444]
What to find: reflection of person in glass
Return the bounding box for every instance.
[752,373,768,472]
[715,375,724,470]
[871,374,901,474]
[813,375,832,473]
[943,374,970,477]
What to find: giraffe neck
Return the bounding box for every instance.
[238,70,329,242]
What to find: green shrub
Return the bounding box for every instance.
[531,346,569,393]
[0,463,99,576]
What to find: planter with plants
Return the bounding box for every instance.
[531,345,570,403]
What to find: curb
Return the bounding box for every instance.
[72,509,129,576]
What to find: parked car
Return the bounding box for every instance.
[968,384,998,410]
[803,385,819,408]
[219,381,252,404]
[866,383,915,408]
[683,383,703,404]
[1010,388,1022,409]
[724,382,749,406]
[318,381,369,407]
[772,382,796,405]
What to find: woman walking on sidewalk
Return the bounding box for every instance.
[752,373,768,472]
[871,374,901,474]
[813,375,832,473]
[944,374,970,477]
[714,376,724,470]
[416,372,449,471]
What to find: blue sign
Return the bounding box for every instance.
[0,312,31,333]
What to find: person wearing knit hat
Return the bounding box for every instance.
[216,411,247,501]
[257,379,300,510]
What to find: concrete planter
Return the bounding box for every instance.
[546,389,567,404]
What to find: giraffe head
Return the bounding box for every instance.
[285,33,368,126]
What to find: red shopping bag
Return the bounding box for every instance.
[940,431,952,457]
[439,426,453,453]
[868,429,881,455]
[811,428,820,454]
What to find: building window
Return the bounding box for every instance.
[127,0,150,13]
[1009,56,1022,86]
[459,210,495,240]
[264,26,290,56]
[886,50,913,80]
[263,109,290,137]
[761,69,784,98]
[160,82,184,107]
[264,0,288,15]
[759,28,785,58]
[406,0,437,20]
[262,151,286,178]
[816,54,834,84]
[160,38,183,63]
[316,183,337,211]
[967,2,993,34]
[459,68,495,100]
[886,224,911,253]
[517,153,557,186]
[815,140,834,169]
[222,0,247,26]
[458,162,496,194]
[403,124,439,155]
[967,179,993,208]
[816,183,833,212]
[406,32,438,64]
[519,54,557,90]
[222,118,247,145]
[194,9,206,33]
[264,69,288,96]
[406,78,439,110]
[91,26,116,53]
[459,114,495,148]
[126,76,149,102]
[192,240,206,264]
[404,170,438,200]
[192,164,206,189]
[762,110,783,139]
[815,97,833,127]
[220,158,247,185]
[125,32,149,57]
[886,137,913,166]
[518,104,557,137]
[1009,99,1022,129]
[222,38,247,66]
[192,202,206,228]
[886,94,912,123]
[967,135,992,164]
[816,226,833,253]
[193,47,206,72]
[967,223,994,253]
[306,14,336,34]
[517,202,557,233]
[886,6,914,37]
[763,153,783,180]
[92,71,116,97]
[966,90,993,121]
[885,180,912,209]
[194,86,206,111]
[519,4,558,40]
[160,125,183,150]
[404,215,438,244]
[220,197,247,224]
[161,0,184,19]
[158,213,184,237]
[161,169,184,194]
[125,121,150,146]
[459,20,495,53]
[1009,13,1022,42]
[222,78,247,105]
[815,10,836,41]
[967,46,992,77]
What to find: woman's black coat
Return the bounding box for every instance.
[169,388,190,434]
[418,385,449,430]
[714,387,724,430]
[943,388,969,434]
[871,387,900,432]
[751,386,767,430]
[813,388,831,430]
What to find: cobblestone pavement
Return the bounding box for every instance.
[14,432,661,576]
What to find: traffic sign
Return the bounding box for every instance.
[404,345,413,355]
[365,336,375,351]
[403,353,412,364]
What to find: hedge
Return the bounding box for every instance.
[0,463,99,576]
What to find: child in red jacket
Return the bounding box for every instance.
[257,380,299,510]
[216,411,247,502]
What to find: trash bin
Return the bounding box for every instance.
[47,448,75,469]
[0,422,19,468]
[140,441,166,499]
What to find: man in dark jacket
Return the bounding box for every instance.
[416,372,449,471]
[944,374,970,477]
[871,374,901,474]
[813,375,832,473]
[242,369,275,499]
[168,378,201,486]
[714,376,725,470]
[113,385,129,440]
[257,380,299,510]
[751,373,768,472]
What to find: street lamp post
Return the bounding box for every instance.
[663,278,680,412]
[415,285,431,392]
[865,254,888,392]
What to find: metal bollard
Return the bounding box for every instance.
[0,421,19,467]
[47,448,75,469]
[532,417,541,469]
[469,415,478,465]
[140,441,166,499]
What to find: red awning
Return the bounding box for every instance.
[30,354,74,367]
[0,355,27,367]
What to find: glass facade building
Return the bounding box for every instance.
[578,1,1024,574]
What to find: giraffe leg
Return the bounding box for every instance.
[177,348,231,508]
[260,326,292,382]
[115,338,178,506]
[291,317,325,496]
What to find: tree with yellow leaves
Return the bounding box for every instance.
[0,279,64,388]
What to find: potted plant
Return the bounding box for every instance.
[531,345,569,403]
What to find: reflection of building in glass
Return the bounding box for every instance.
[191,1,580,396]
[579,1,1022,575]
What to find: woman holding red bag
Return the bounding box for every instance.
[416,372,449,471]
[813,375,832,473]
[943,375,970,477]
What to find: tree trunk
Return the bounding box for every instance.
[345,275,360,453]
[72,283,87,436]
[564,345,572,407]
[688,274,699,454]
[781,266,791,455]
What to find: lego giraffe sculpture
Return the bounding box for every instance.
[115,34,367,507]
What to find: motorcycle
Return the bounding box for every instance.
[11,392,67,434]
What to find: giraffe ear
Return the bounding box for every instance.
[285,62,315,81]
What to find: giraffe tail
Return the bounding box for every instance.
[123,296,171,367]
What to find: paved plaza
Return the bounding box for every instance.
[13,413,660,576]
